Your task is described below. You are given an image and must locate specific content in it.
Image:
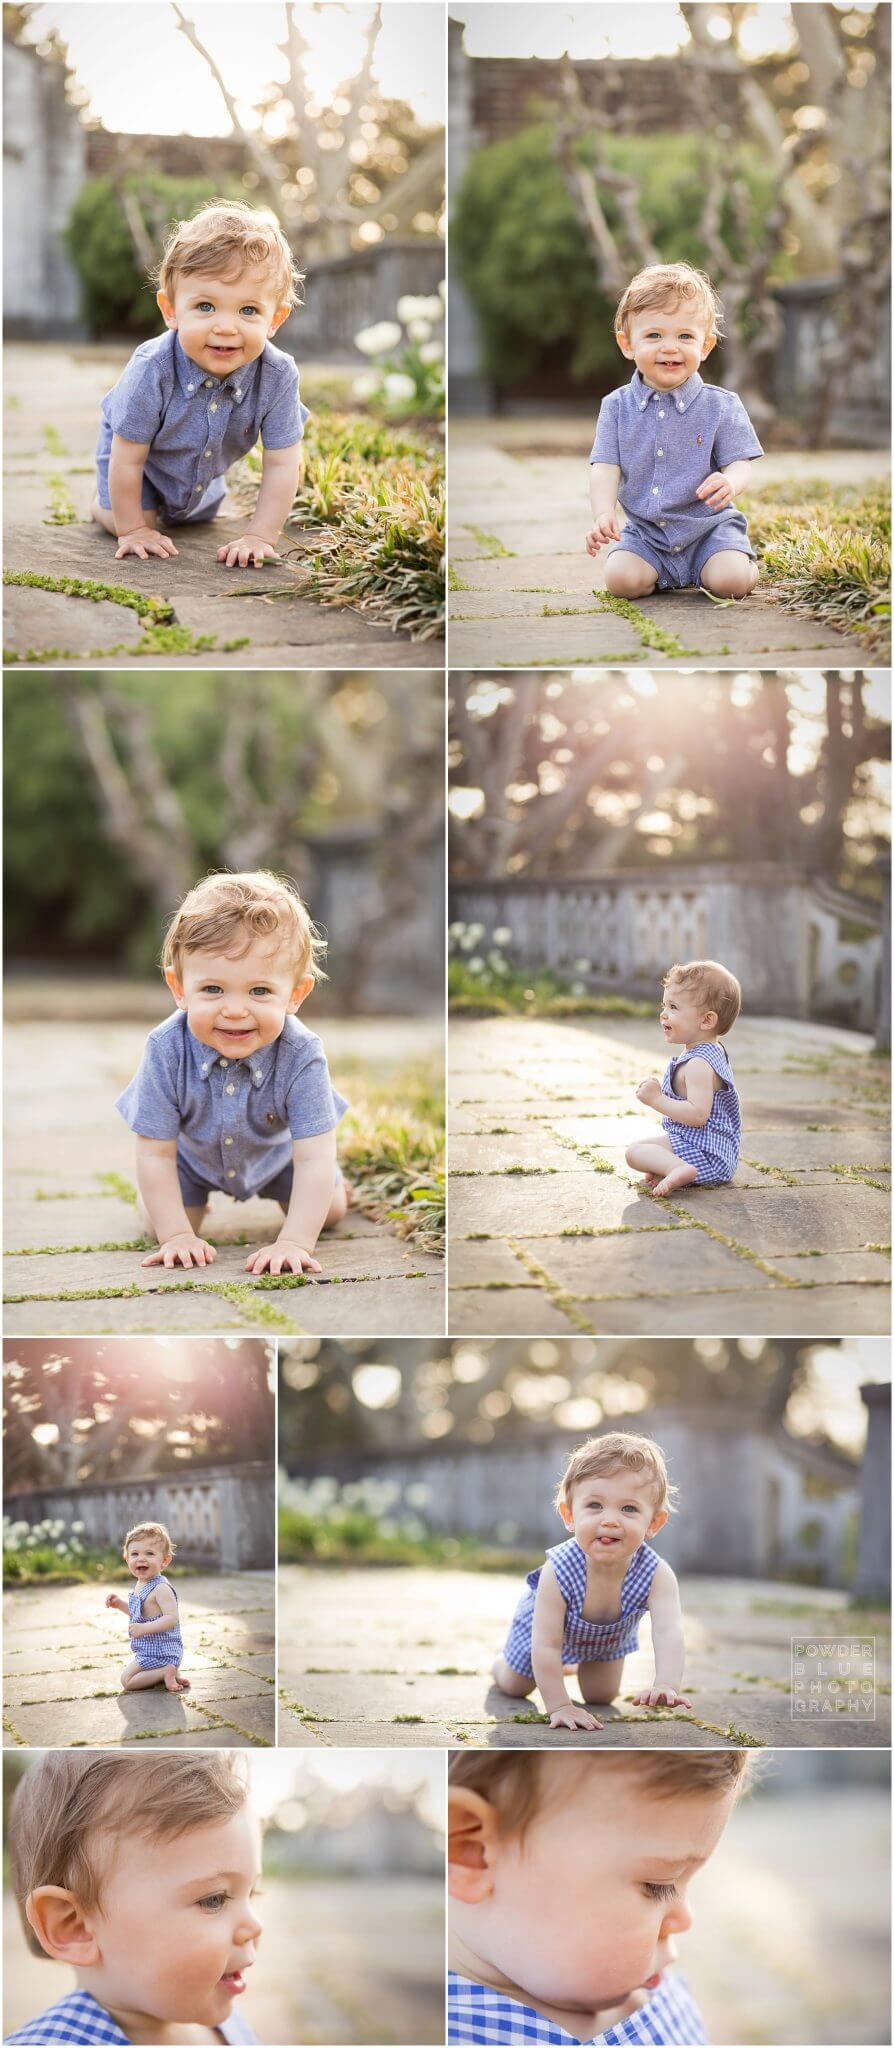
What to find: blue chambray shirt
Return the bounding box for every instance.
[589,369,763,553]
[5,1987,258,2044]
[96,330,310,523]
[116,1010,347,1201]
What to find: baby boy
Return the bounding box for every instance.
[6,1749,261,2044]
[92,199,308,570]
[586,261,763,599]
[448,1750,751,2046]
[117,868,348,1273]
[492,1433,689,1732]
[105,1521,188,1696]
[626,959,742,1198]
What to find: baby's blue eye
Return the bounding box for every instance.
[198,1892,230,1912]
[200,984,223,995]
[249,986,272,997]
[196,301,214,312]
[642,1882,677,1902]
[240,305,261,317]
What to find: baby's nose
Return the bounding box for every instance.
[660,1895,692,1938]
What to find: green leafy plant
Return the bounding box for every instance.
[746,480,891,649]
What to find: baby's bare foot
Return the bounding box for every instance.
[651,1164,699,1198]
[163,1666,190,1692]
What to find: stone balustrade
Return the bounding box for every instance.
[451,862,884,1032]
[6,1462,274,1571]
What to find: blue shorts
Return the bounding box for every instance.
[177,1158,343,1208]
[608,513,754,591]
[94,462,226,526]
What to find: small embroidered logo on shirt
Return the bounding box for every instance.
[697,433,702,444]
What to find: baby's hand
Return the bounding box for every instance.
[245,1239,322,1277]
[217,532,280,569]
[631,1684,693,1709]
[128,1621,147,1638]
[115,525,179,561]
[585,512,621,555]
[636,1076,664,1109]
[141,1232,217,1270]
[105,1593,125,1610]
[696,472,735,511]
[548,1703,604,1732]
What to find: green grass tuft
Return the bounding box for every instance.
[746,480,890,648]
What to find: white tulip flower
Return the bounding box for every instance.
[383,372,417,401]
[354,320,402,355]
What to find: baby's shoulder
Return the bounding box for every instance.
[258,337,299,393]
[275,1013,326,1070]
[116,328,177,390]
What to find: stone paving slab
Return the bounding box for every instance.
[447,422,889,666]
[4,342,442,669]
[279,1566,890,1748]
[3,1575,275,1747]
[448,1014,890,1337]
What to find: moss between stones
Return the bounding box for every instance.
[509,1240,597,1334]
[661,1201,801,1287]
[592,591,704,658]
[465,525,514,558]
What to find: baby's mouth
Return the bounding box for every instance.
[219,1970,247,1995]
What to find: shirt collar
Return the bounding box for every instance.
[631,368,703,412]
[173,331,260,407]
[188,1026,273,1089]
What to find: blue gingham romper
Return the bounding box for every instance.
[448,1970,708,2045]
[503,1537,661,1677]
[661,1039,741,1183]
[4,1987,258,2043]
[128,1573,184,1670]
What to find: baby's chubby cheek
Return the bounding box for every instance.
[487,1891,656,2011]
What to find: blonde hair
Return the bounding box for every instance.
[162,870,326,984]
[557,1432,676,1517]
[664,959,741,1035]
[449,1753,752,1843]
[9,1753,249,1956]
[615,263,722,340]
[156,199,302,309]
[122,1521,174,1564]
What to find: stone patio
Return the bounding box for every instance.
[3,342,442,668]
[3,1573,275,1747]
[278,1564,890,1748]
[3,1004,444,1337]
[448,1012,891,1337]
[448,420,891,667]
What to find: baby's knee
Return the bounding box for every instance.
[604,552,658,599]
[492,1655,534,1698]
[700,553,758,599]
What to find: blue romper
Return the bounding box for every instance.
[5,1989,258,2043]
[448,1970,708,2045]
[661,1039,741,1184]
[129,1573,184,1671]
[504,1537,661,1677]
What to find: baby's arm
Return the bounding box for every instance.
[105,1593,129,1613]
[131,1582,180,1639]
[637,1059,716,1126]
[245,1129,336,1277]
[631,1560,691,1708]
[586,461,622,554]
[108,436,178,561]
[531,1564,603,1731]
[136,1136,217,1270]
[217,442,303,569]
[696,456,761,512]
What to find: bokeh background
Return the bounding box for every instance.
[449,1,889,445]
[279,1336,891,1600]
[3,1750,446,2045]
[448,670,890,1039]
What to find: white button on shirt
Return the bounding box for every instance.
[225,1084,235,1095]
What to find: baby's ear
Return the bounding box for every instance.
[26,1887,100,1967]
[268,304,293,336]
[156,290,177,330]
[615,328,635,360]
[448,1787,499,1904]
[557,1496,575,1533]
[700,332,717,360]
[289,975,315,1013]
[164,967,186,1009]
[648,1508,669,1538]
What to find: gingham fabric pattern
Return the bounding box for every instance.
[5,1990,129,2043]
[660,1040,741,1183]
[503,1538,661,1677]
[128,1573,184,1669]
[448,1971,708,2045]
[5,1989,258,2044]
